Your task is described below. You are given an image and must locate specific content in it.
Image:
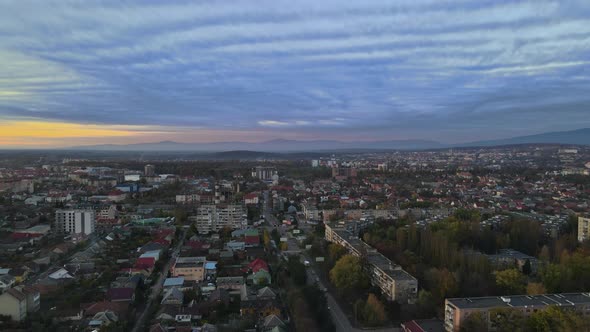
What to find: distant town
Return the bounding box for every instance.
[0,144,590,331]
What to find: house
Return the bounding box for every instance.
[0,287,40,321]
[0,274,16,292]
[216,276,244,292]
[240,297,281,319]
[401,318,445,332]
[209,288,230,305]
[83,300,128,318]
[135,257,156,270]
[248,258,269,273]
[161,287,184,306]
[163,277,185,289]
[89,310,119,328]
[244,193,259,205]
[261,314,286,332]
[107,287,135,303]
[8,267,29,283]
[249,269,272,286]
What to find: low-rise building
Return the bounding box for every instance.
[325,224,418,303]
[171,257,206,282]
[0,287,40,321]
[444,293,590,332]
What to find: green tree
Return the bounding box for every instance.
[460,312,488,332]
[328,243,347,262]
[494,268,526,294]
[329,255,369,291]
[489,308,525,332]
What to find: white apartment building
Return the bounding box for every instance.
[189,204,246,234]
[578,217,590,243]
[55,209,96,235]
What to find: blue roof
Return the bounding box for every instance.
[163,277,184,287]
[205,262,217,270]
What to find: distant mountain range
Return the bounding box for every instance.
[68,138,443,152]
[68,128,590,152]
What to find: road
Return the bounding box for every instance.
[262,191,396,332]
[130,230,186,332]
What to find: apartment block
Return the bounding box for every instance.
[444,293,590,332]
[55,209,96,235]
[578,217,590,243]
[251,166,278,181]
[190,204,246,234]
[0,287,40,322]
[325,224,418,303]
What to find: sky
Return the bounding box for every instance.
[1,0,589,148]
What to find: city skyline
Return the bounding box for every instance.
[1,0,590,147]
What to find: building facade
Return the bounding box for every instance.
[55,209,96,235]
[578,217,590,242]
[325,224,418,303]
[171,257,206,282]
[444,293,590,332]
[190,204,246,234]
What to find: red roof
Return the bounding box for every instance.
[106,288,135,301]
[244,193,259,199]
[248,258,268,273]
[244,235,260,245]
[135,257,156,269]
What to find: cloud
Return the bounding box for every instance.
[0,0,588,146]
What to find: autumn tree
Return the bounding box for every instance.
[494,268,526,295]
[460,312,488,332]
[328,243,347,262]
[329,255,369,291]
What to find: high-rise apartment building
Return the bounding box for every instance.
[55,209,96,235]
[144,164,156,177]
[578,217,590,242]
[189,204,246,234]
[251,166,278,181]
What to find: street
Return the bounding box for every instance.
[264,191,397,332]
[130,229,186,332]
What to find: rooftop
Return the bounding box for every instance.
[447,293,590,309]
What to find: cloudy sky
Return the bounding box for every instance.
[1,0,589,147]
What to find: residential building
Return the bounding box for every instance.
[55,209,96,235]
[144,164,156,177]
[0,287,40,321]
[325,224,418,303]
[444,293,590,332]
[578,217,590,242]
[97,205,118,220]
[176,194,200,204]
[171,257,206,282]
[190,204,247,234]
[252,166,278,181]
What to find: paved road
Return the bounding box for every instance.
[130,230,186,332]
[264,192,397,332]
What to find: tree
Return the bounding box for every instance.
[526,282,547,295]
[287,256,307,286]
[526,306,590,332]
[329,255,369,291]
[363,293,387,326]
[328,243,347,262]
[460,312,488,332]
[489,308,525,332]
[494,268,526,295]
[522,259,532,275]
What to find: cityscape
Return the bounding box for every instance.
[1,1,590,332]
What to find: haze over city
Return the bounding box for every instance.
[1,0,590,148]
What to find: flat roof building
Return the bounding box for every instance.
[444,293,590,332]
